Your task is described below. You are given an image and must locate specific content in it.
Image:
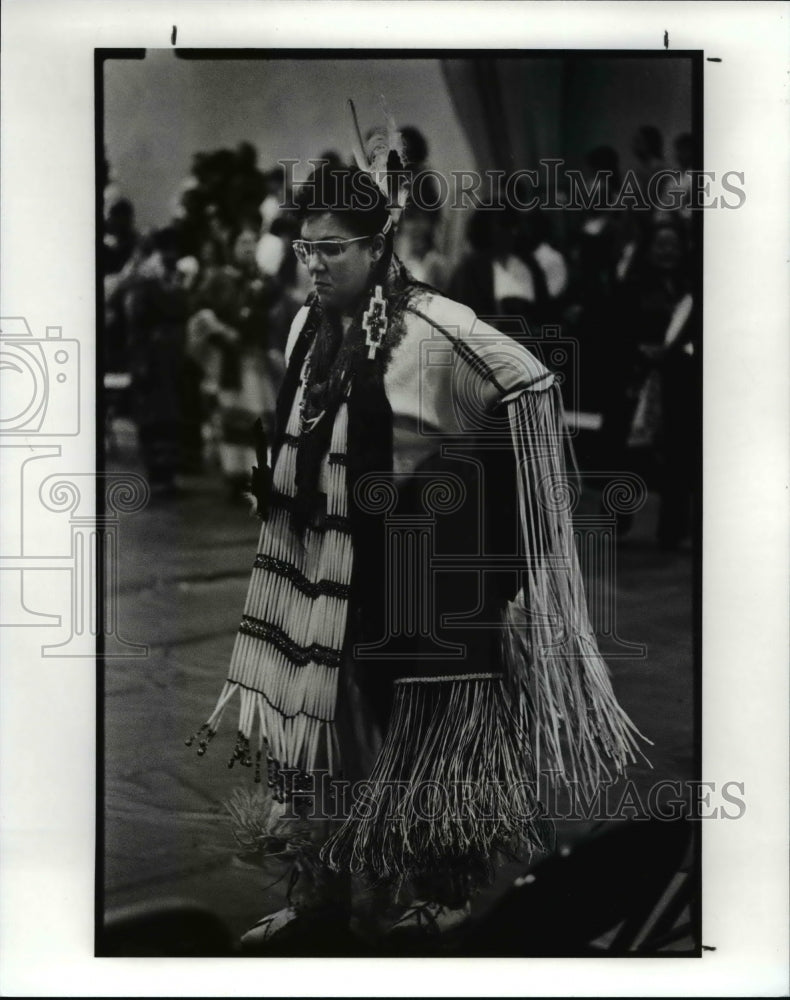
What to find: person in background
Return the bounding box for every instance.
[667,132,695,233]
[196,148,239,223]
[630,125,669,241]
[187,224,289,498]
[564,145,631,413]
[631,125,666,193]
[103,198,141,374]
[204,203,233,262]
[187,235,239,424]
[259,165,286,234]
[102,153,124,222]
[399,125,443,226]
[396,211,449,291]
[395,125,446,259]
[568,146,627,300]
[601,218,697,548]
[449,204,566,337]
[194,236,230,296]
[514,207,568,317]
[124,226,202,491]
[103,198,139,276]
[228,141,268,226]
[172,186,210,261]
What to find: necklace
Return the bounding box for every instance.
[298,349,319,434]
[298,283,391,435]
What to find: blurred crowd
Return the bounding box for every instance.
[103,142,305,499]
[103,124,698,549]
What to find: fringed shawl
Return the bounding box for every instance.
[190,277,650,890]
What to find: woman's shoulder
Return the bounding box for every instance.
[405,290,479,338]
[405,290,513,348]
[403,290,553,395]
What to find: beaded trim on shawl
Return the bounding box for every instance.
[187,348,352,792]
[187,259,435,795]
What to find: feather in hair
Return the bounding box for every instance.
[347,98,408,191]
[364,98,407,201]
[380,95,406,164]
[346,95,410,225]
[378,95,409,217]
[347,99,369,175]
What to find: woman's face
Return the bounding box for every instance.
[299,212,382,312]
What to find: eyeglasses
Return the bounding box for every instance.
[291,235,373,265]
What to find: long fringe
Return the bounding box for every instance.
[188,377,353,782]
[503,385,652,794]
[320,674,552,894]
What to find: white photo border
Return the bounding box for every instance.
[1,1,788,996]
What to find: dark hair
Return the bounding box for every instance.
[585,145,621,187]
[295,164,392,239]
[636,125,664,160]
[108,197,135,223]
[153,225,181,255]
[466,205,520,253]
[236,141,258,170]
[269,213,297,240]
[401,126,429,165]
[264,165,286,186]
[316,149,345,169]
